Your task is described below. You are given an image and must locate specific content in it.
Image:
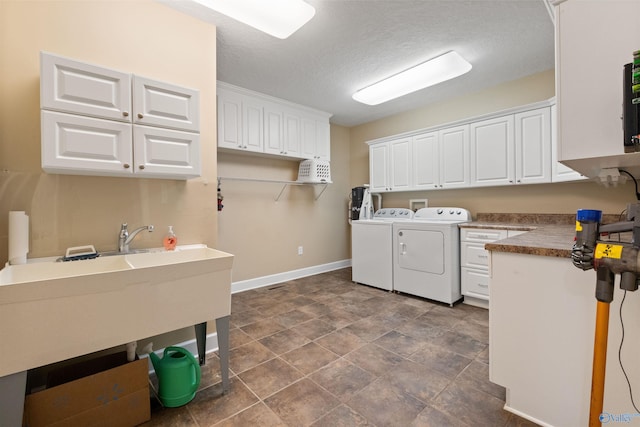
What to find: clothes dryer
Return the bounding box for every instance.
[392,207,470,305]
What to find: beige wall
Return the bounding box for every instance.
[0,0,218,264]
[0,0,218,348]
[217,124,351,282]
[349,69,635,216]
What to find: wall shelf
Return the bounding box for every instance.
[217,176,330,201]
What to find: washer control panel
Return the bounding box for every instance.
[373,208,414,219]
[415,207,471,221]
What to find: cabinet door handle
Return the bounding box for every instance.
[400,242,406,255]
[122,111,129,117]
[123,163,130,169]
[139,165,145,170]
[137,113,144,119]
[478,283,489,288]
[478,254,488,259]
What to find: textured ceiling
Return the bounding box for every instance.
[159,0,555,127]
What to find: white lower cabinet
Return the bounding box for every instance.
[460,228,527,308]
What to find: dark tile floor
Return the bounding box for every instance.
[143,268,539,427]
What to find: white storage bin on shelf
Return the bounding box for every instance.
[297,159,332,183]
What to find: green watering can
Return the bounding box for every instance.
[149,346,201,407]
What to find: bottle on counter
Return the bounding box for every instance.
[163,226,177,251]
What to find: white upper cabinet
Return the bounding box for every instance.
[217,89,243,150]
[556,0,640,176]
[40,52,132,122]
[367,101,565,193]
[368,138,411,192]
[470,115,514,186]
[217,82,331,161]
[41,110,133,176]
[132,76,199,132]
[40,52,201,179]
[439,125,470,188]
[389,138,412,191]
[412,132,439,190]
[263,103,286,156]
[369,143,389,192]
[470,108,551,187]
[515,107,551,185]
[550,104,585,182]
[133,125,200,179]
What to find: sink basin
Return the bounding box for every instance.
[124,247,220,268]
[0,245,234,378]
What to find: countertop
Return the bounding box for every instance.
[460,213,626,258]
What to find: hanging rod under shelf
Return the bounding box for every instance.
[217,176,330,201]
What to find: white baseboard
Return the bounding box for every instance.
[231,259,351,294]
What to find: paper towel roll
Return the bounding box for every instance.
[9,211,29,265]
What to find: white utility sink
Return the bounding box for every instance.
[0,245,234,378]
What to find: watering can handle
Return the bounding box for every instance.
[165,346,201,392]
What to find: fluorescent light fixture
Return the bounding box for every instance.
[193,0,316,39]
[352,51,472,106]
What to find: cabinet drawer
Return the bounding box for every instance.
[461,241,490,269]
[461,228,508,242]
[462,268,490,298]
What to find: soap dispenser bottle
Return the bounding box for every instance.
[163,226,177,251]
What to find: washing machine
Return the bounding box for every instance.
[393,207,471,305]
[351,208,414,291]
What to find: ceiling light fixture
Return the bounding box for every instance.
[352,51,472,106]
[193,0,316,39]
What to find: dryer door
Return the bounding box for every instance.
[396,228,445,274]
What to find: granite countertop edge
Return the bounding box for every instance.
[460,222,575,258]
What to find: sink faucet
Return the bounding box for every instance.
[118,223,154,253]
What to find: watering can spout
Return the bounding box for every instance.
[148,351,161,371]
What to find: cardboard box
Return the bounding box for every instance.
[23,352,150,427]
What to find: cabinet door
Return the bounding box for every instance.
[369,143,389,192]
[40,52,131,122]
[316,121,331,161]
[217,90,243,149]
[440,125,470,188]
[389,138,412,191]
[284,112,302,159]
[133,125,200,179]
[470,116,514,187]
[551,105,585,182]
[515,108,551,185]
[133,76,199,132]
[412,132,440,189]
[557,0,640,162]
[264,104,285,156]
[41,111,133,176]
[301,117,318,159]
[242,98,264,153]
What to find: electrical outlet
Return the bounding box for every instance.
[297,246,303,255]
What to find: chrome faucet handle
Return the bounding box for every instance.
[147,225,155,232]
